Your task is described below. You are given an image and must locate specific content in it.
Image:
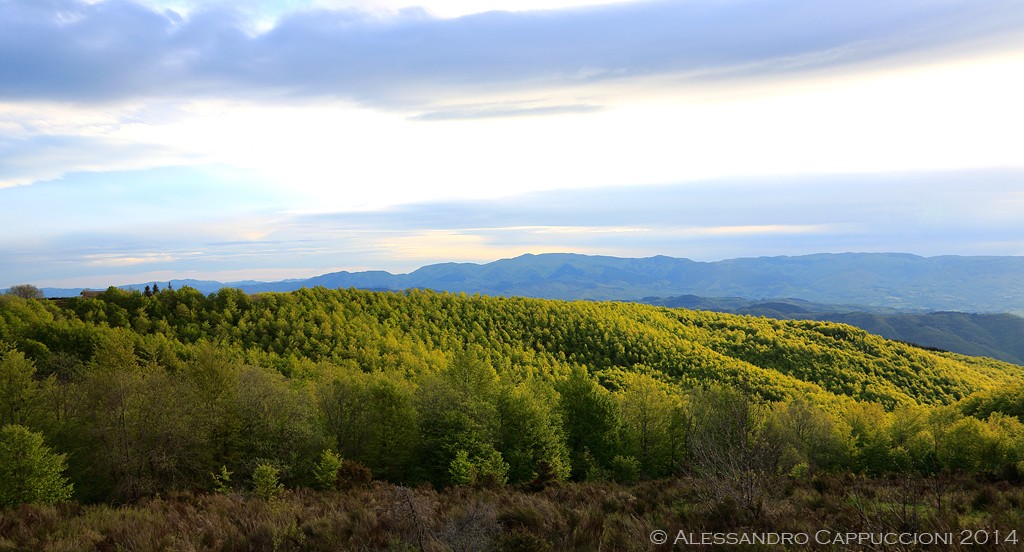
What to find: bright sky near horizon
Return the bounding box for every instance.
[2,0,1024,289]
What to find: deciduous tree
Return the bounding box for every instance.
[0,424,72,506]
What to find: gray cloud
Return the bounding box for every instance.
[2,0,1021,108]
[314,169,1022,231]
[291,169,1024,257]
[0,133,177,185]
[4,168,1024,287]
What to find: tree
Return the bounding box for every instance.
[0,424,73,507]
[495,383,570,484]
[416,348,502,484]
[616,372,681,478]
[844,401,896,475]
[555,365,619,480]
[228,366,328,487]
[5,285,43,300]
[0,348,41,427]
[772,396,854,472]
[447,446,509,487]
[251,462,283,499]
[313,449,342,490]
[70,330,204,501]
[686,385,784,510]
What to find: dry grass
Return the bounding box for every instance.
[2,475,1022,551]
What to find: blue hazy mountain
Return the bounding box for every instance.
[237,252,1024,313]
[21,252,1024,364]
[33,252,1024,313]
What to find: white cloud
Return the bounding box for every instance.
[83,253,179,266]
[4,0,1024,286]
[5,49,1022,207]
[374,229,582,262]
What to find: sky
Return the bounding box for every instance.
[2,0,1023,289]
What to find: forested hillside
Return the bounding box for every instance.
[643,295,1024,365]
[2,286,1024,512]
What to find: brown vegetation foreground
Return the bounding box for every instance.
[2,474,1023,551]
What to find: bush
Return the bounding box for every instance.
[448,449,508,487]
[337,459,373,488]
[475,449,510,488]
[211,465,233,495]
[610,455,641,483]
[449,450,475,485]
[496,528,554,552]
[313,450,342,490]
[0,424,73,507]
[525,459,561,492]
[252,463,283,500]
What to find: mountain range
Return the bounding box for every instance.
[35,252,1017,307]
[18,252,1024,364]
[253,252,1024,313]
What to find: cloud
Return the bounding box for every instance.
[316,169,1024,231]
[2,0,1021,109]
[4,0,1021,194]
[284,168,1024,262]
[5,1,1023,289]
[411,102,603,121]
[4,168,1024,288]
[83,252,179,266]
[0,133,184,187]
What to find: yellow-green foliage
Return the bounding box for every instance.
[2,287,1024,505]
[6,287,1024,407]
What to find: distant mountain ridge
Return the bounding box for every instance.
[19,252,1024,364]
[31,252,1024,313]
[255,252,1024,313]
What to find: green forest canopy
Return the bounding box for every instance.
[1,286,1023,504]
